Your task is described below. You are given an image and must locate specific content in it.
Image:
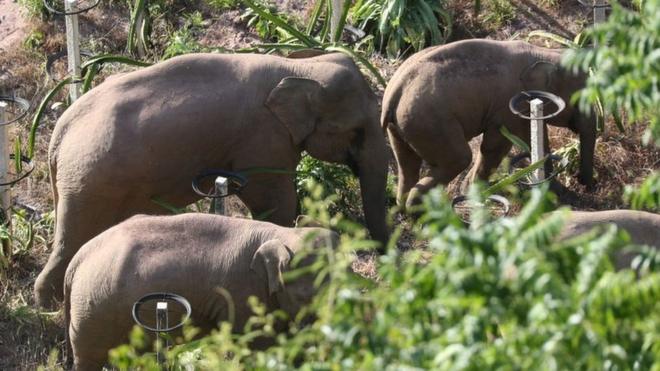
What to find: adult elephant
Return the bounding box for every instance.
[35,52,389,309]
[382,39,596,209]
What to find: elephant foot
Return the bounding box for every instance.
[34,271,63,310]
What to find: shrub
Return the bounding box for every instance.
[108,185,660,369]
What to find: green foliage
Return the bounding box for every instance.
[625,172,660,211]
[108,185,660,369]
[349,0,453,58]
[296,154,361,217]
[240,0,386,87]
[206,0,240,10]
[562,0,659,212]
[0,209,54,269]
[562,0,660,145]
[17,0,48,18]
[480,0,515,28]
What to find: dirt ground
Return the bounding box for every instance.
[0,0,658,369]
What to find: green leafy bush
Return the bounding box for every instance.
[562,0,660,145]
[108,185,660,369]
[350,0,453,58]
[296,154,361,217]
[562,0,660,211]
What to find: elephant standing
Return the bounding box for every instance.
[64,214,337,370]
[381,39,596,208]
[35,52,389,308]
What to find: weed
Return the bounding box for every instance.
[480,0,515,28]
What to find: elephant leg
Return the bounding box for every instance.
[34,193,141,309]
[388,128,422,207]
[239,174,297,226]
[404,119,472,209]
[468,129,513,184]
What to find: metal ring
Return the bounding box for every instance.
[0,154,35,186]
[508,152,570,186]
[132,292,192,333]
[0,96,31,126]
[451,194,511,223]
[42,0,101,15]
[46,50,95,82]
[509,90,566,120]
[192,170,248,199]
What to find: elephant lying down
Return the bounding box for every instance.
[560,209,660,269]
[64,214,338,371]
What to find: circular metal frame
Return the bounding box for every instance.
[0,96,31,126]
[509,90,566,120]
[132,292,192,333]
[43,0,101,15]
[192,170,248,199]
[508,152,570,186]
[451,194,511,222]
[0,154,35,186]
[46,50,95,82]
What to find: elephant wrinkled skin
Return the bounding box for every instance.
[35,52,389,308]
[65,214,337,370]
[382,39,596,208]
[559,209,660,269]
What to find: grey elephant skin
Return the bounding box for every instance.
[560,210,660,269]
[35,52,389,308]
[64,213,337,370]
[382,39,596,208]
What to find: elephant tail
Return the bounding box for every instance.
[63,257,78,364]
[380,87,402,131]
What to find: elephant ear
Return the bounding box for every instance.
[520,60,558,90]
[250,239,293,295]
[266,77,324,145]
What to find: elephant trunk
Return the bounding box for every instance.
[357,130,390,251]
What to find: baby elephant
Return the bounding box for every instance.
[64,214,338,370]
[383,39,596,208]
[560,209,660,269]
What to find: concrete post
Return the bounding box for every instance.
[213,177,228,215]
[0,102,11,257]
[530,98,545,184]
[156,301,168,365]
[594,0,607,24]
[65,0,82,101]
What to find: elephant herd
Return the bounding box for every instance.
[30,39,658,369]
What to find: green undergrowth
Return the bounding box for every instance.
[108,183,660,369]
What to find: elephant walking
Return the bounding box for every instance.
[381,39,596,208]
[35,52,389,309]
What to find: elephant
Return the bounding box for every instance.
[559,209,660,270]
[381,39,596,209]
[35,52,389,308]
[64,213,338,370]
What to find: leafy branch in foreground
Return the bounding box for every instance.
[562,1,660,145]
[108,185,660,370]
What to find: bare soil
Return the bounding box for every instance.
[0,0,657,369]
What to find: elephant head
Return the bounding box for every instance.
[520,57,596,187]
[250,238,324,319]
[266,61,390,247]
